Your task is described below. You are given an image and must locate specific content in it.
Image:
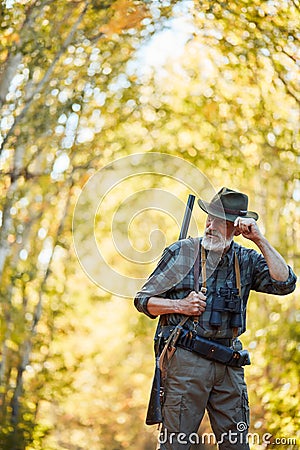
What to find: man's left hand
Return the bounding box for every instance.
[234,217,263,243]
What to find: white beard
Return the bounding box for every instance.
[202,233,232,254]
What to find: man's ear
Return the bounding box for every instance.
[234,229,241,236]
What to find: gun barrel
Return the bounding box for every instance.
[179,194,195,240]
[145,193,196,426]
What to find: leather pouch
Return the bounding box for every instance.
[178,334,251,367]
[190,336,233,364]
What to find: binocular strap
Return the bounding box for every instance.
[199,244,241,339]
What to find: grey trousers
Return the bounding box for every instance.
[158,347,250,450]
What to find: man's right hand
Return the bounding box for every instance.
[178,290,207,316]
[146,291,207,317]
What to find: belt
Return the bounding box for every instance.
[176,333,251,367]
[160,326,232,347]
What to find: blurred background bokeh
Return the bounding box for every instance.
[0,0,299,449]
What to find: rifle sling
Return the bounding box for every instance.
[159,240,200,373]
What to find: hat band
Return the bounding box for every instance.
[209,203,248,217]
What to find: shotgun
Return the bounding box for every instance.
[145,194,195,425]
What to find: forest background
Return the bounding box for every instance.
[0,0,299,449]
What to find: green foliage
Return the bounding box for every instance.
[0,0,299,448]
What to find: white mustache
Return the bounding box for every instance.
[204,231,223,239]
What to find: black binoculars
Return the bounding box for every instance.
[210,287,242,328]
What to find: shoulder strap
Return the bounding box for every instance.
[233,250,241,339]
[192,238,208,291]
[234,251,241,296]
[194,240,200,291]
[201,244,207,290]
[191,241,207,326]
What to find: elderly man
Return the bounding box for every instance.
[134,187,297,450]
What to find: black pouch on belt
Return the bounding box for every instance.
[177,334,251,367]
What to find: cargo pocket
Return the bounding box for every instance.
[162,394,183,433]
[233,388,250,429]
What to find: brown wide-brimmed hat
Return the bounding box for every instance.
[198,187,259,223]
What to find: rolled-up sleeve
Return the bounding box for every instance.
[251,251,297,295]
[268,266,297,294]
[134,247,175,319]
[134,296,157,319]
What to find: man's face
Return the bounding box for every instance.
[202,214,236,253]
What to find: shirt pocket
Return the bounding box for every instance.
[240,274,252,298]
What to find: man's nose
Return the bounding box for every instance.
[208,217,218,228]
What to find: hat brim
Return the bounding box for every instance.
[198,199,259,222]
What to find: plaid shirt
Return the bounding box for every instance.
[134,237,297,338]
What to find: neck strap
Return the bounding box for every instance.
[199,244,241,294]
[199,244,241,338]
